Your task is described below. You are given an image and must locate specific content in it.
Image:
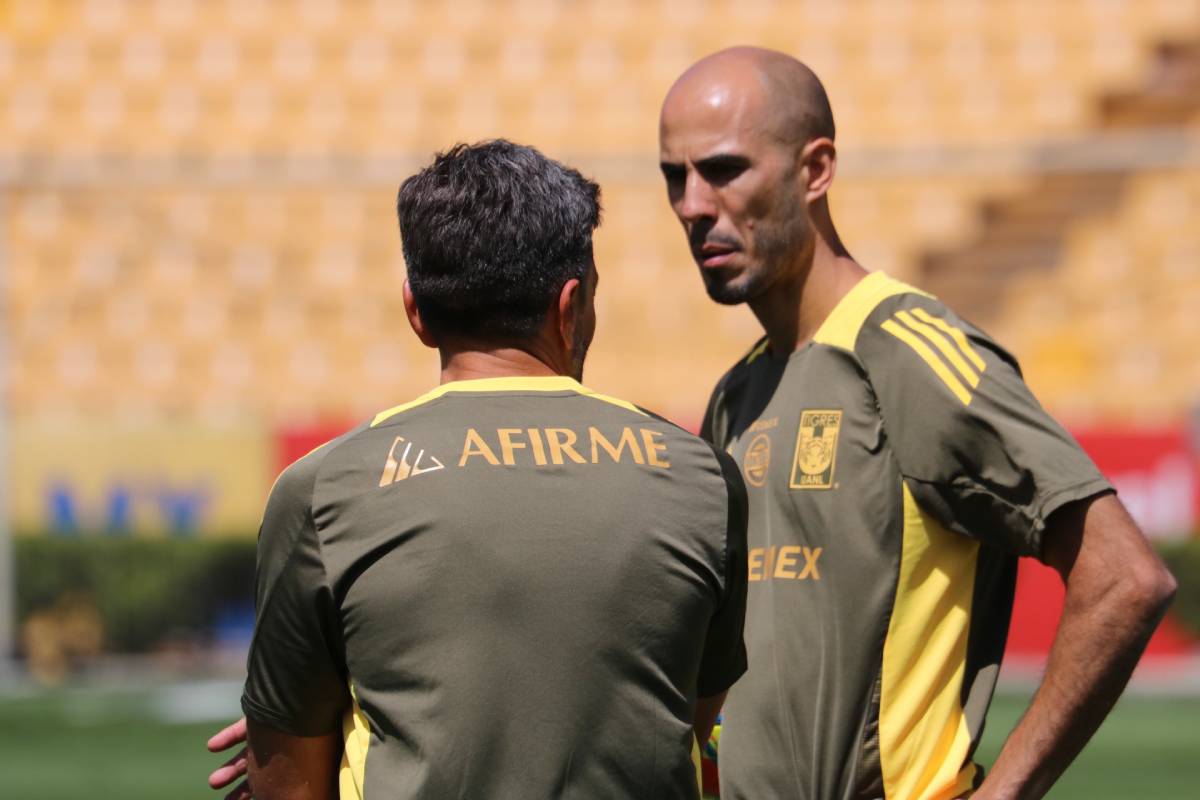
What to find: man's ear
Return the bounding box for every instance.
[800,137,837,204]
[403,280,438,349]
[556,277,583,353]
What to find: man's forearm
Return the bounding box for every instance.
[975,497,1176,799]
[246,718,341,800]
[694,691,727,746]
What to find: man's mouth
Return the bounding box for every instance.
[697,243,738,268]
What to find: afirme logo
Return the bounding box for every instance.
[790,410,842,490]
[379,436,446,486]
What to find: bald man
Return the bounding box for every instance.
[659,47,1176,800]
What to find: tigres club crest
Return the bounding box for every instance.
[790,410,842,490]
[743,433,771,488]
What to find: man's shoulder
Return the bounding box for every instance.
[565,389,736,493]
[816,273,1015,376]
[269,421,373,509]
[709,336,771,399]
[812,271,938,354]
[626,400,732,469]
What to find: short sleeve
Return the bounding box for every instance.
[858,296,1112,559]
[697,449,749,697]
[241,452,350,735]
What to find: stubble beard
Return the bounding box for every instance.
[702,266,762,305]
[702,204,811,306]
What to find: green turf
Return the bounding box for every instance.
[0,686,1196,799]
[0,686,228,800]
[975,691,1200,799]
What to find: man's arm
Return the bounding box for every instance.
[973,493,1177,800]
[245,717,341,800]
[694,691,726,746]
[230,443,352,799]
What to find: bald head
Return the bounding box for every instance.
[658,48,844,308]
[662,47,834,148]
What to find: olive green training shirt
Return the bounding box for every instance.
[242,375,749,800]
[703,272,1111,800]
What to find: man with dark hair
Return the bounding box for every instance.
[226,140,748,800]
[659,47,1176,799]
[398,141,601,350]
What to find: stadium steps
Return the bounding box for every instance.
[1100,40,1200,128]
[916,37,1200,329]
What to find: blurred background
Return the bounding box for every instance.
[1,0,1198,797]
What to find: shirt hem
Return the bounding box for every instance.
[241,693,342,737]
[698,657,749,698]
[1033,477,1116,559]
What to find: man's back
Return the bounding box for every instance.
[243,376,748,799]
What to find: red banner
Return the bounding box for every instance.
[1008,426,1198,658]
[1073,427,1199,540]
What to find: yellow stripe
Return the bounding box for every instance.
[881,320,972,405]
[579,386,648,417]
[812,271,933,351]
[879,484,980,800]
[744,338,770,365]
[339,685,370,800]
[911,308,986,373]
[371,376,645,427]
[894,311,981,388]
[691,738,703,798]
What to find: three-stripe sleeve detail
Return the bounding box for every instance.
[881,311,987,405]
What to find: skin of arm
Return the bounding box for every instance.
[972,493,1177,800]
[244,718,341,800]
[694,690,727,747]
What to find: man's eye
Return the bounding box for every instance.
[700,163,745,184]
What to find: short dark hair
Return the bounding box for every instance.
[397,140,602,341]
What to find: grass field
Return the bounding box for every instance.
[0,684,1196,799]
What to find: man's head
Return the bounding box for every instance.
[397,140,601,378]
[659,47,837,305]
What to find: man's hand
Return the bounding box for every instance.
[208,717,252,800]
[973,493,1177,800]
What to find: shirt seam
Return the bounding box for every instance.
[307,437,353,655]
[372,389,657,428]
[697,447,742,696]
[1034,478,1115,522]
[246,442,347,732]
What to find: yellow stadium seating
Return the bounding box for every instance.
[2,0,1199,425]
[987,167,1200,419]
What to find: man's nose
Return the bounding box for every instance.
[677,173,717,224]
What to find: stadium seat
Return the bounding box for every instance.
[3,0,1199,423]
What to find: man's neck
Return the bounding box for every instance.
[438,346,566,385]
[748,239,867,356]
